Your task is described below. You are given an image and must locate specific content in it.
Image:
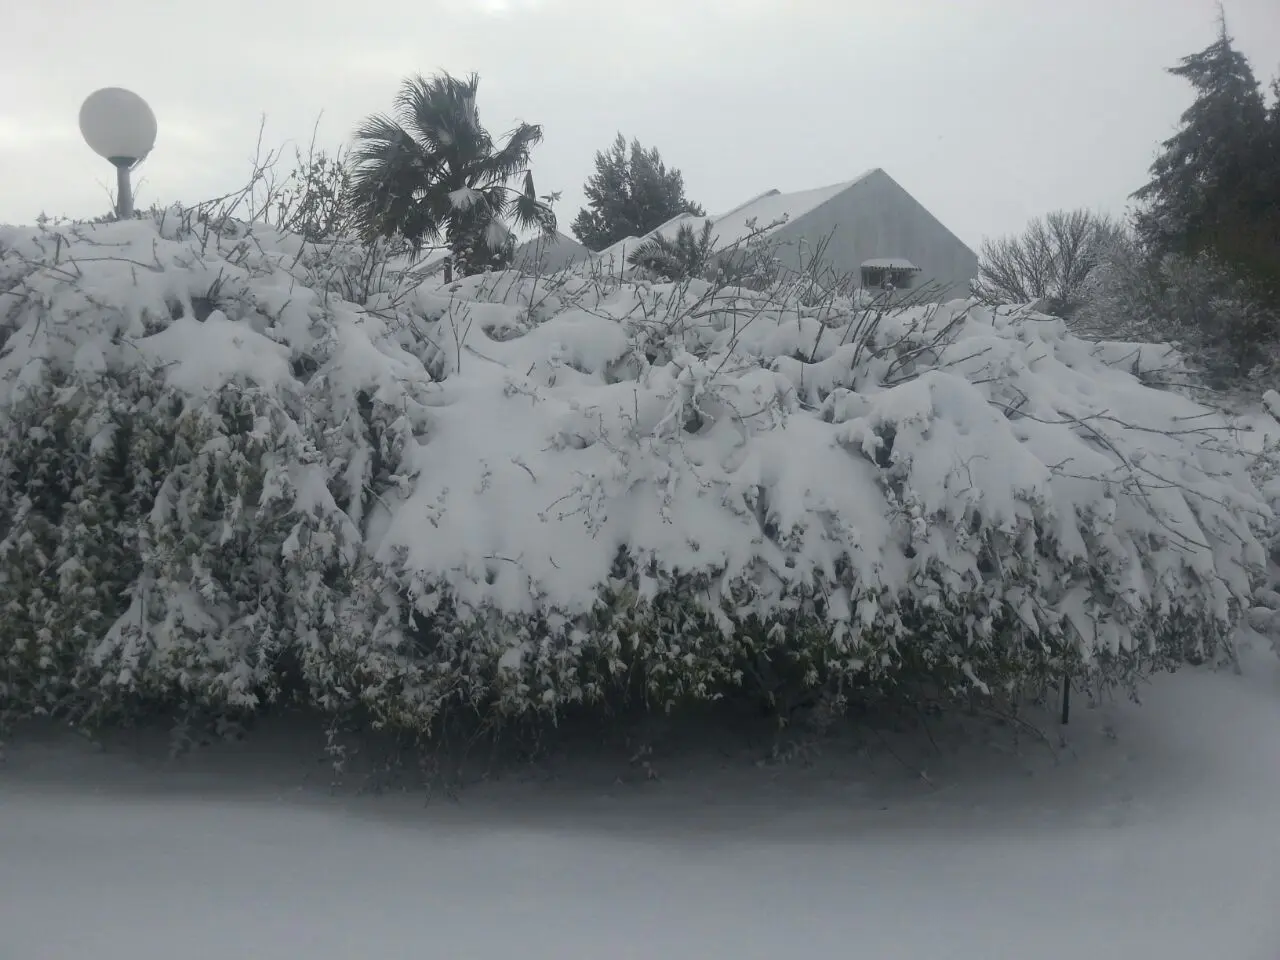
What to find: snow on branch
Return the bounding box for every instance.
[0,210,1269,732]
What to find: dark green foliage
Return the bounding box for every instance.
[347,72,557,278]
[627,221,716,281]
[1132,13,1279,310]
[1064,13,1280,387]
[0,203,1262,746]
[1078,234,1278,386]
[0,371,170,720]
[572,134,705,252]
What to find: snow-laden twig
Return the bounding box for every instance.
[0,209,1269,735]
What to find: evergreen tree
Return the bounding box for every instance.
[1096,16,1280,386]
[1261,71,1280,292]
[1131,12,1267,272]
[571,134,705,252]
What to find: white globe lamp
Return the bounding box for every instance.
[78,87,157,220]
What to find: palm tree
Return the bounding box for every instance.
[348,72,556,280]
[627,221,716,281]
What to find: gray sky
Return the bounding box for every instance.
[3,0,1277,247]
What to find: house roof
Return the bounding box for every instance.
[710,189,781,221]
[385,246,450,277]
[593,212,696,261]
[648,213,714,243]
[585,168,892,273]
[589,214,717,275]
[861,257,920,271]
[513,230,583,257]
[592,232,641,264]
[400,231,585,277]
[706,170,878,249]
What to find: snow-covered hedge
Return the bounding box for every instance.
[0,209,1269,733]
[1238,391,1280,658]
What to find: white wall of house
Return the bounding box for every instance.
[769,170,978,300]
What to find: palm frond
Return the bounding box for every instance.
[511,189,556,235]
[474,123,544,184]
[628,222,713,279]
[347,116,437,246]
[347,70,552,268]
[394,72,486,162]
[473,184,510,220]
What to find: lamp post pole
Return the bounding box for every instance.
[79,88,157,221]
[113,160,135,219]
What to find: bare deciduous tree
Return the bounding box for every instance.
[976,209,1122,317]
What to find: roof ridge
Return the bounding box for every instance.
[712,189,781,223]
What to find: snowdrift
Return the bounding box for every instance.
[0,209,1269,731]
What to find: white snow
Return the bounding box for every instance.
[647,211,712,242]
[2,192,1280,960]
[0,211,1270,725]
[512,231,587,273]
[587,214,715,275]
[861,257,921,271]
[588,234,644,272]
[709,187,783,221]
[448,186,483,211]
[586,173,873,272]
[706,173,870,248]
[2,643,1279,959]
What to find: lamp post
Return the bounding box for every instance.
[78,87,157,220]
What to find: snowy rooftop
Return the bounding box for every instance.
[590,214,715,267]
[369,247,453,284]
[709,189,782,222]
[512,230,582,258]
[647,213,714,243]
[705,171,875,249]
[586,170,878,271]
[861,258,921,271]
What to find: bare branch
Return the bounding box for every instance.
[977,210,1122,317]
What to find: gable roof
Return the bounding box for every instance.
[711,188,780,221]
[870,169,977,262]
[398,230,587,279]
[707,170,877,249]
[592,212,709,265]
[512,230,586,267]
[586,176,874,270]
[581,166,977,276]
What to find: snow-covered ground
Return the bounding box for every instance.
[3,643,1278,960]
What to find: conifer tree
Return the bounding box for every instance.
[572,134,705,252]
[1131,11,1267,274]
[1094,13,1280,382]
[1260,72,1280,294]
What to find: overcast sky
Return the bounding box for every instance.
[3,0,1277,247]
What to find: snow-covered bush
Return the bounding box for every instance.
[1074,236,1280,390]
[0,210,1270,734]
[1237,390,1280,659]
